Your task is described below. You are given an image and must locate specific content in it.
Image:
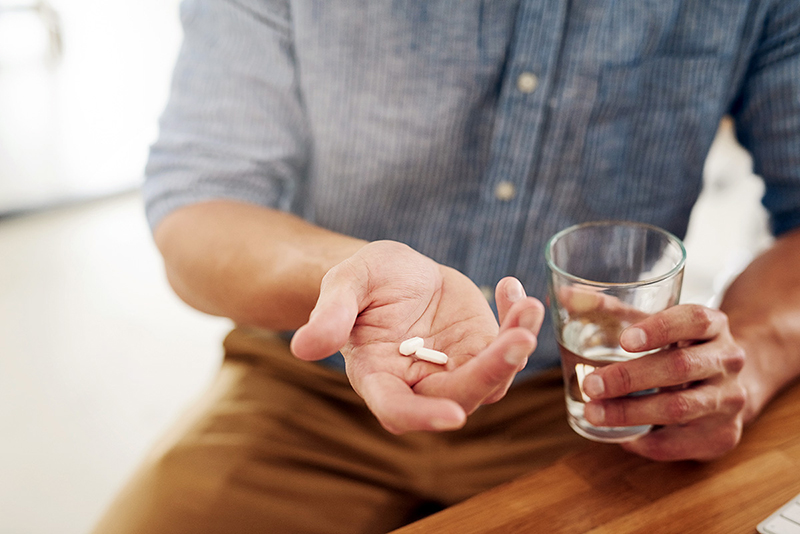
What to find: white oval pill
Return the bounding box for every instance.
[414,347,448,365]
[399,337,425,356]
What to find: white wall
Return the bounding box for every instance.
[0,0,183,213]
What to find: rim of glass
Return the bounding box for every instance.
[544,220,687,288]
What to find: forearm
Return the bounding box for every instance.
[153,200,367,331]
[720,226,800,422]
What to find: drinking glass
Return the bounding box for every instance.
[545,221,686,443]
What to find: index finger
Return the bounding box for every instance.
[620,304,729,353]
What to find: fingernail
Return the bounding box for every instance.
[505,278,525,303]
[582,374,605,398]
[621,327,647,350]
[584,403,605,424]
[504,343,531,367]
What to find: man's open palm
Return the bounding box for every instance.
[291,241,545,433]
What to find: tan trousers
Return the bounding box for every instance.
[92,327,586,534]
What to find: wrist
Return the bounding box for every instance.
[733,324,790,425]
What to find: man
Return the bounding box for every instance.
[94,1,800,533]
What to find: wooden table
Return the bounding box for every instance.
[393,382,800,533]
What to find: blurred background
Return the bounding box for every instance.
[0,2,232,534]
[0,2,774,534]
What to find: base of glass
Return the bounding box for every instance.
[567,410,651,443]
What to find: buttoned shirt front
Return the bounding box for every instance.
[144,0,800,375]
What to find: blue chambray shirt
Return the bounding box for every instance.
[144,0,800,377]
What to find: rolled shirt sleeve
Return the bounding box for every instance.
[732,0,800,237]
[143,0,309,231]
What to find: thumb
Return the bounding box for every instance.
[290,264,365,361]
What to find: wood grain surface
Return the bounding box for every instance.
[392,381,800,534]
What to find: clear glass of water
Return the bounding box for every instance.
[545,221,686,443]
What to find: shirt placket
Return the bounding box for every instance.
[465,0,568,296]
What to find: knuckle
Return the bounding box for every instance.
[668,348,701,381]
[665,393,695,423]
[725,383,748,413]
[650,315,672,345]
[687,304,714,333]
[724,344,746,374]
[608,363,635,395]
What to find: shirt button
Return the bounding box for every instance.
[494,181,517,201]
[516,72,539,93]
[480,285,494,302]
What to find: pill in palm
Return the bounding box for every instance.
[414,347,448,365]
[399,337,425,356]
